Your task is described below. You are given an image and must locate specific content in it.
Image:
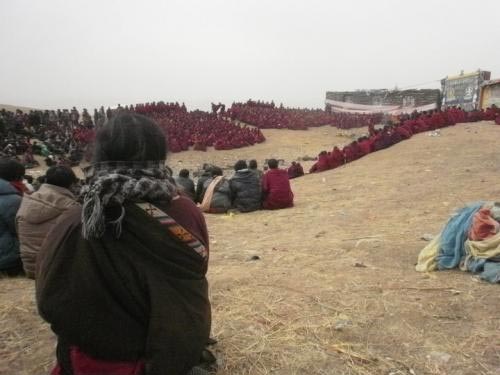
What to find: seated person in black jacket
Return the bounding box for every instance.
[229,160,261,212]
[175,169,196,201]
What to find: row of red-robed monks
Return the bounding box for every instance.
[228,100,382,130]
[308,106,500,174]
[134,102,266,152]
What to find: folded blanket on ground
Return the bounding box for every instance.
[437,202,484,270]
[416,201,500,283]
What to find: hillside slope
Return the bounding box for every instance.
[207,121,500,374]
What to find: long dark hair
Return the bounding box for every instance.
[93,112,167,163]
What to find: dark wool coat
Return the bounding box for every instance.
[229,169,261,212]
[36,199,211,375]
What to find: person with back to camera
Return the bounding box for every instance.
[175,168,196,201]
[248,159,263,180]
[0,158,24,276]
[261,158,294,210]
[35,112,212,375]
[229,159,261,212]
[199,166,231,214]
[16,165,80,279]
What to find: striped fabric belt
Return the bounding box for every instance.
[136,202,208,259]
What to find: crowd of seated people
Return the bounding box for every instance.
[309,106,500,174]
[228,100,382,130]
[0,107,97,168]
[4,100,498,178]
[176,159,294,214]
[133,102,265,152]
[1,101,267,167]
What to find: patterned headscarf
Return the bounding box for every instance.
[80,161,177,239]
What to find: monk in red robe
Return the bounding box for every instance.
[358,137,373,155]
[332,146,345,167]
[368,123,376,136]
[373,128,392,151]
[484,107,497,121]
[262,159,294,209]
[350,141,363,160]
[287,163,297,177]
[287,162,304,179]
[395,125,411,140]
[414,118,428,133]
[309,151,330,173]
[295,162,304,176]
[343,143,357,163]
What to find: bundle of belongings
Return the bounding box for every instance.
[416,201,500,283]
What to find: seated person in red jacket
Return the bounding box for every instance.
[287,161,304,179]
[395,124,412,140]
[309,151,330,173]
[343,143,356,163]
[349,140,363,160]
[357,137,373,155]
[483,107,497,121]
[328,146,344,169]
[262,159,294,210]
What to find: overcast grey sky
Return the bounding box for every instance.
[1,0,499,111]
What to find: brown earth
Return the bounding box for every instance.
[1,122,500,375]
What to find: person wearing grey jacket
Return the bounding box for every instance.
[229,160,261,212]
[16,166,80,278]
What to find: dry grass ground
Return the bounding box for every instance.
[1,122,500,375]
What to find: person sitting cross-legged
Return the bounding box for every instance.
[199,167,231,214]
[229,160,261,212]
[261,158,294,210]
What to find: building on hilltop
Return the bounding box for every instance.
[479,78,500,110]
[325,88,441,115]
[441,70,491,111]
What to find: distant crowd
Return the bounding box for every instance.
[309,106,500,173]
[0,102,267,170]
[1,100,388,171]
[228,100,382,130]
[134,102,265,152]
[0,107,97,168]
